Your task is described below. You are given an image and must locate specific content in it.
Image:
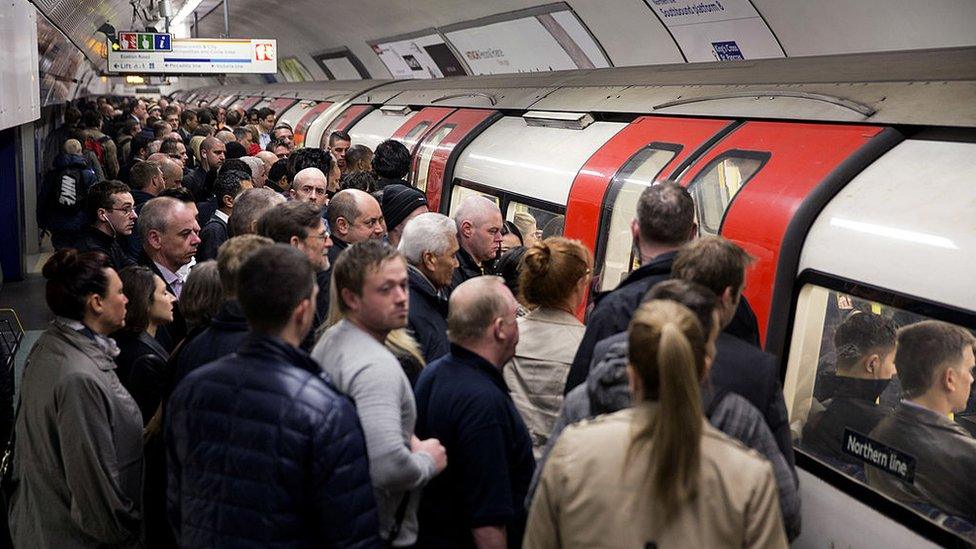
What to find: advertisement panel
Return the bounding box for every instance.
[371,33,466,79]
[644,0,784,61]
[107,37,278,74]
[443,7,610,75]
[279,57,314,82]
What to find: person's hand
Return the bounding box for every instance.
[412,437,447,474]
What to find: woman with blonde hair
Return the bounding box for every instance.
[524,300,787,548]
[504,236,591,456]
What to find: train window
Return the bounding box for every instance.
[688,151,768,236]
[448,184,499,217]
[784,281,976,541]
[402,122,431,152]
[597,145,679,292]
[415,125,455,192]
[506,201,564,241]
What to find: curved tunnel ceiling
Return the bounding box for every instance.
[31,0,976,87]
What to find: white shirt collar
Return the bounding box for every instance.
[214,209,229,223]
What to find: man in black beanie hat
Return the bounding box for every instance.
[381,184,429,247]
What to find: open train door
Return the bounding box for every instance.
[567,116,734,297]
[391,107,456,157]
[671,121,888,345]
[408,109,501,212]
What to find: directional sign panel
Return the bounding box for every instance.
[107,38,277,74]
[117,32,172,52]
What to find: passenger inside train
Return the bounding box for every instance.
[4,63,976,549]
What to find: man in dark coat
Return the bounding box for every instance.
[450,195,504,289]
[196,170,251,262]
[399,212,458,362]
[325,188,385,267]
[166,244,381,546]
[564,181,760,394]
[174,234,273,385]
[182,137,224,202]
[122,160,166,260]
[73,180,138,272]
[37,139,98,249]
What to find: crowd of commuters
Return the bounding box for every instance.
[6,93,974,548]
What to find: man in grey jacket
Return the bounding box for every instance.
[312,240,447,547]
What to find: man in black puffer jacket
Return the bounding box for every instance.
[166,245,381,547]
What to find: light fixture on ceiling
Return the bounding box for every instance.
[171,0,206,26]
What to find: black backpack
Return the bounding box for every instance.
[38,165,88,230]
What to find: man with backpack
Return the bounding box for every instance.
[37,139,98,250]
[81,110,119,180]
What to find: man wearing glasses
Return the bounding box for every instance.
[73,180,138,271]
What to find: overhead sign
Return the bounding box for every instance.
[117,32,172,52]
[644,0,785,62]
[107,38,277,74]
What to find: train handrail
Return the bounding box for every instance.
[652,90,876,117]
[431,92,499,106]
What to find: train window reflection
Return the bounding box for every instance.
[415,125,455,192]
[784,282,976,540]
[506,201,564,244]
[688,151,767,236]
[597,145,678,292]
[449,184,499,218]
[403,122,431,153]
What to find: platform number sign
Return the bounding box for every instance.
[116,32,173,52]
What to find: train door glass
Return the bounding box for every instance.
[597,146,678,291]
[347,108,419,151]
[267,98,299,121]
[278,101,319,137]
[783,276,976,544]
[319,104,374,148]
[292,102,332,147]
[415,125,455,192]
[506,201,564,241]
[393,107,455,156]
[688,151,768,235]
[449,184,499,216]
[410,109,500,212]
[230,96,263,113]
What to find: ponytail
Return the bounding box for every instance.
[627,300,706,525]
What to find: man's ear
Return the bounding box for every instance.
[335,217,350,236]
[340,287,359,313]
[146,229,163,250]
[944,365,960,393]
[864,354,881,375]
[460,220,474,239]
[630,219,639,241]
[289,235,302,248]
[422,250,437,271]
[222,194,234,210]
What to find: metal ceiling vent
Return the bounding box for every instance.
[380,105,412,116]
[523,110,594,130]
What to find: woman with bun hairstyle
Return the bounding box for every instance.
[524,300,787,548]
[112,265,176,425]
[9,249,144,547]
[504,236,591,457]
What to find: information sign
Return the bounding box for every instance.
[644,0,784,62]
[107,37,277,74]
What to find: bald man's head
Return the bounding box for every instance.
[453,195,503,264]
[292,167,328,208]
[158,158,183,189]
[200,136,226,171]
[448,276,519,365]
[328,189,385,244]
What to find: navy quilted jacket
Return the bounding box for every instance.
[165,333,382,548]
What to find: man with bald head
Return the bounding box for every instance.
[256,151,278,185]
[183,136,226,202]
[414,276,534,548]
[158,157,183,189]
[291,167,329,209]
[452,195,504,288]
[326,189,386,266]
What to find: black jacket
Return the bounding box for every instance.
[407,265,450,363]
[139,253,188,353]
[182,166,215,202]
[121,188,155,261]
[327,236,349,268]
[73,226,137,273]
[166,333,382,547]
[112,331,170,425]
[195,213,228,262]
[375,176,410,191]
[802,376,890,465]
[174,299,248,385]
[301,269,332,353]
[565,251,760,394]
[450,247,484,290]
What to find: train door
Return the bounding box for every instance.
[228,96,263,113]
[568,116,734,294]
[277,100,321,139]
[409,109,501,212]
[346,106,422,151]
[316,105,375,148]
[672,121,885,344]
[292,102,332,147]
[391,107,456,156]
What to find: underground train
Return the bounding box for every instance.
[175,45,976,548]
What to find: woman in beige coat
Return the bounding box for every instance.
[524,300,787,549]
[504,237,591,457]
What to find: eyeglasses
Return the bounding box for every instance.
[309,231,331,241]
[110,206,136,215]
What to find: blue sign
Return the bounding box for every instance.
[154,34,172,52]
[712,41,744,61]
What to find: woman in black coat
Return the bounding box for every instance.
[113,265,176,424]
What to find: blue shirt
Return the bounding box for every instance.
[414,344,535,548]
